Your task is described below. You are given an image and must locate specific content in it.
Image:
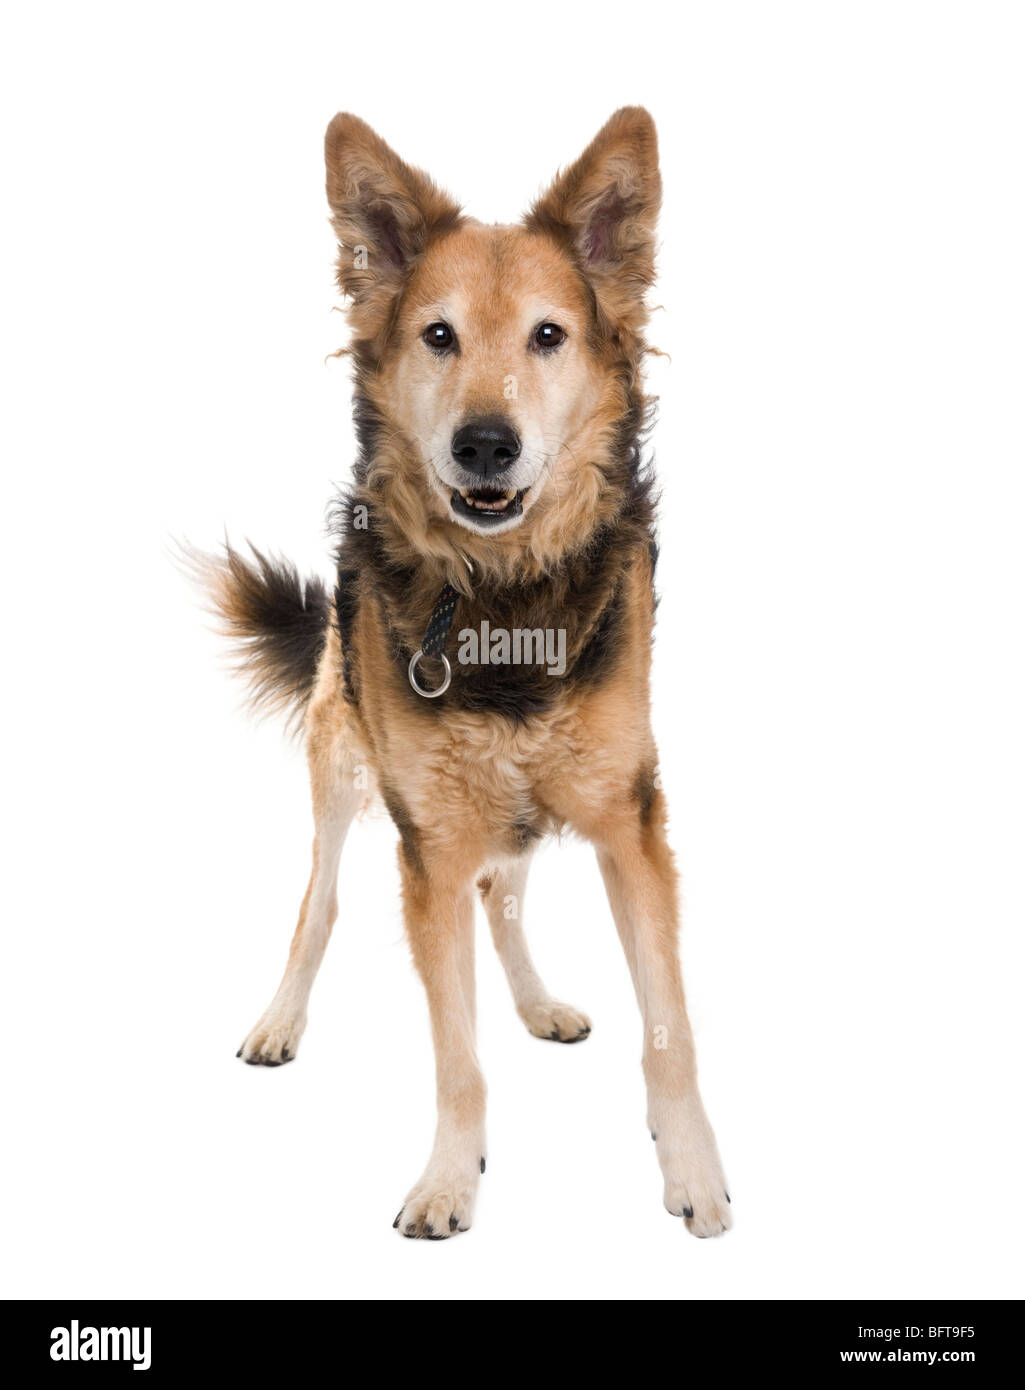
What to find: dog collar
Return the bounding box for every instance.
[408,582,461,698]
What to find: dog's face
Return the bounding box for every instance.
[387,224,604,534]
[326,110,660,543]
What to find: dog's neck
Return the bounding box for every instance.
[334,446,657,718]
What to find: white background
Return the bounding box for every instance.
[2,1,1023,1301]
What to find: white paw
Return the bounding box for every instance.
[394,1153,484,1240]
[652,1097,732,1238]
[519,999,592,1043]
[236,1007,306,1066]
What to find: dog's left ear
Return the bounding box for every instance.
[527,107,661,330]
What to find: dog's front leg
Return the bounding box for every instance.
[394,849,485,1239]
[596,804,732,1239]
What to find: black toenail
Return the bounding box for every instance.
[245,1058,260,1066]
[263,1059,281,1067]
[651,1132,657,1140]
[235,1049,242,1058]
[393,1211,403,1228]
[405,1222,417,1235]
[480,1157,486,1174]
[549,1029,560,1040]
[449,1216,459,1231]
[725,1192,731,1203]
[424,1223,434,1237]
[682,1206,694,1219]
[282,1047,290,1061]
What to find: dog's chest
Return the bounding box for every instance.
[401,704,583,850]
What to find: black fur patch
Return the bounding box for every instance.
[381,784,423,875]
[510,819,543,854]
[334,566,361,704]
[632,765,658,827]
[222,545,330,715]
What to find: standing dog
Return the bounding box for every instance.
[194,108,731,1239]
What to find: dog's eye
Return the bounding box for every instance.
[533,322,566,352]
[423,322,456,352]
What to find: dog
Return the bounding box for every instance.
[192,108,731,1239]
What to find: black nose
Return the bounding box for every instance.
[451,419,521,479]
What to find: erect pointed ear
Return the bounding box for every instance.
[324,113,462,305]
[526,107,661,330]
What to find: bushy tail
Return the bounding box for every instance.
[183,542,330,725]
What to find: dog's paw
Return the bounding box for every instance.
[652,1099,732,1239]
[519,999,592,1043]
[236,1008,305,1066]
[394,1155,483,1240]
[663,1170,732,1239]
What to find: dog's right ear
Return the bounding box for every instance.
[324,114,461,308]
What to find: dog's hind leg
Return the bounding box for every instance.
[480,858,591,1043]
[237,690,369,1066]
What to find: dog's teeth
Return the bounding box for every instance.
[461,491,513,512]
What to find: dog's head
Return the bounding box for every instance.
[326,109,660,561]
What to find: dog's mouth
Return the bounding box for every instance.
[450,486,527,526]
